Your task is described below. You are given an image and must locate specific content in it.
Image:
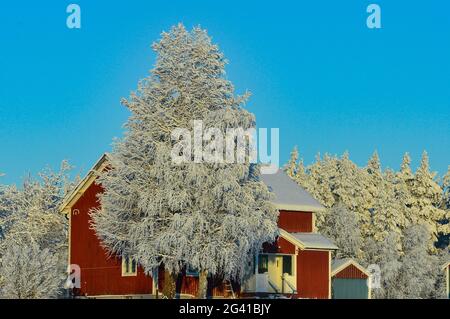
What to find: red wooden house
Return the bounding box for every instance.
[60,154,338,299]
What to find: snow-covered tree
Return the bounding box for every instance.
[366,232,402,299]
[285,147,449,298]
[308,152,372,234]
[399,153,414,184]
[306,153,336,209]
[0,241,62,299]
[285,146,298,178]
[439,166,450,248]
[443,166,450,210]
[396,225,439,299]
[0,161,72,256]
[369,169,407,241]
[91,24,279,298]
[409,152,448,247]
[320,202,362,259]
[366,151,382,190]
[0,161,73,298]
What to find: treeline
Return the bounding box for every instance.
[285,147,449,298]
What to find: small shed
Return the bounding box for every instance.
[331,258,370,299]
[443,261,450,299]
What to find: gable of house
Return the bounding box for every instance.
[61,154,153,297]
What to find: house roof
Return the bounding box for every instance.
[331,258,369,277]
[442,261,450,270]
[280,229,338,250]
[260,170,325,213]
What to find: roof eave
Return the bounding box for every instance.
[273,203,326,213]
[279,229,338,251]
[331,259,370,277]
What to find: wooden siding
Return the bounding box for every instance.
[158,268,236,298]
[278,210,313,233]
[262,236,296,254]
[334,264,368,279]
[70,181,153,297]
[296,250,329,299]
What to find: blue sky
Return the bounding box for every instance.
[0,1,449,184]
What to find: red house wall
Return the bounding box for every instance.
[278,211,313,233]
[157,268,234,298]
[296,250,330,299]
[334,264,368,279]
[70,181,153,297]
[262,237,296,254]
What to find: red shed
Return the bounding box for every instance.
[331,258,370,299]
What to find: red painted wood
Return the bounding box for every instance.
[158,267,234,298]
[179,276,199,296]
[70,180,153,297]
[262,237,296,254]
[278,211,313,233]
[296,250,329,299]
[334,264,368,279]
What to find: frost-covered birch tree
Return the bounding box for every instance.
[0,161,73,298]
[320,203,362,259]
[365,232,402,299]
[91,24,279,298]
[0,241,62,299]
[396,225,439,299]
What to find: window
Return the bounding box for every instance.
[258,254,268,273]
[186,265,199,277]
[282,255,293,276]
[122,257,137,276]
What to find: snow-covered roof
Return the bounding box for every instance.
[260,170,324,212]
[332,258,353,272]
[290,232,338,250]
[331,258,369,277]
[280,229,338,250]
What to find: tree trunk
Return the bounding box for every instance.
[161,270,177,299]
[197,270,208,299]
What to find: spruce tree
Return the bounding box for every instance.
[410,151,448,246]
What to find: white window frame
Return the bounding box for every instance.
[121,256,137,277]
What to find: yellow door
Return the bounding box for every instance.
[268,255,283,293]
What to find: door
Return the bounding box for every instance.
[268,255,283,293]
